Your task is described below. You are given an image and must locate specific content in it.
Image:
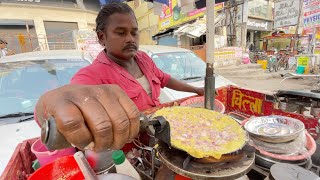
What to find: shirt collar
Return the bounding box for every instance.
[96,50,144,65]
[96,50,112,65]
[96,50,145,83]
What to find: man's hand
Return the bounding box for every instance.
[195,87,205,96]
[195,87,219,96]
[35,84,140,152]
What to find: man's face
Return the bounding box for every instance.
[0,43,6,49]
[98,13,139,60]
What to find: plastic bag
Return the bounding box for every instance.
[249,131,307,155]
[242,53,250,64]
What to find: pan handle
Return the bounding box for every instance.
[42,113,150,150]
[41,117,73,150]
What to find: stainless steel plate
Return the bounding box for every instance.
[244,116,305,143]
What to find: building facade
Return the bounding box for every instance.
[0,0,100,53]
[129,0,226,48]
[246,0,274,50]
[127,0,159,45]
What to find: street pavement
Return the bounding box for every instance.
[228,70,319,92]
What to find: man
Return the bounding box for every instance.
[272,46,278,54]
[35,2,204,152]
[0,39,14,58]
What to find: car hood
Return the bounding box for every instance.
[160,75,236,103]
[0,120,40,175]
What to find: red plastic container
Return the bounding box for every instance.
[28,155,84,180]
[31,138,76,167]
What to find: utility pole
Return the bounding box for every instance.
[205,0,215,110]
[293,0,303,51]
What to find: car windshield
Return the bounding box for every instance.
[0,59,89,117]
[151,52,206,80]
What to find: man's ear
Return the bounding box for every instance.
[97,31,106,47]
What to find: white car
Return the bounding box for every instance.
[0,46,234,175]
[139,45,235,103]
[0,50,93,175]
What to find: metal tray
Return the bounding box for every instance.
[244,116,305,143]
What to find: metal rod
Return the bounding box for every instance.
[74,151,98,180]
[151,148,156,179]
[310,28,317,54]
[205,0,216,110]
[182,155,192,169]
[293,0,303,51]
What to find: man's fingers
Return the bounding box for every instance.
[54,101,93,149]
[36,84,140,151]
[115,87,140,142]
[74,96,114,152]
[97,86,130,149]
[107,101,131,150]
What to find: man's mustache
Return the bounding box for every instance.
[123,44,137,50]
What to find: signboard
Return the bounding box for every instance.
[228,87,265,116]
[158,0,224,31]
[247,18,273,31]
[74,30,104,59]
[303,0,320,29]
[274,0,300,28]
[212,47,242,67]
[297,56,309,66]
[315,47,320,54]
[236,0,248,24]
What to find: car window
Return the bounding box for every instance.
[151,52,206,80]
[0,59,89,116]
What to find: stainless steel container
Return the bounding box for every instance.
[279,101,303,113]
[311,101,320,118]
[84,149,116,174]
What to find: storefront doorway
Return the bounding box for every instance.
[246,18,273,51]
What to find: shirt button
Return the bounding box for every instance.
[135,97,138,100]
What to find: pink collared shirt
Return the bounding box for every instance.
[71,50,171,111]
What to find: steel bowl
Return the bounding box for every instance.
[244,116,305,143]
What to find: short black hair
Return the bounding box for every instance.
[96,2,136,32]
[0,39,7,44]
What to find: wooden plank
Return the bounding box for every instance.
[1,138,39,180]
[20,138,37,175]
[0,143,24,180]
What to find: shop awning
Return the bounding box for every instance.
[0,20,34,26]
[174,13,225,38]
[152,28,175,40]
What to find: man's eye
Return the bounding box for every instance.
[131,32,138,36]
[117,32,125,36]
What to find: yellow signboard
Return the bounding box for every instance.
[158,0,224,31]
[315,48,320,55]
[297,56,309,66]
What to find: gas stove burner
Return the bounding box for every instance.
[157,142,255,179]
